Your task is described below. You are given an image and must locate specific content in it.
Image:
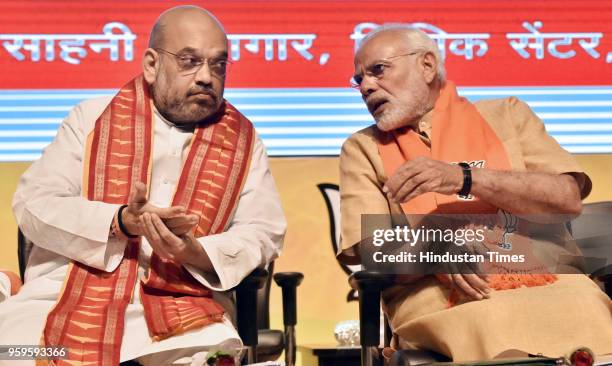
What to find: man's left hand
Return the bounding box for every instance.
[140,212,213,272]
[384,156,463,203]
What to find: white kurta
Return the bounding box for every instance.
[0,96,286,365]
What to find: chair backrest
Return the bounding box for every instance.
[317,183,361,302]
[256,261,274,330]
[17,228,33,282]
[569,201,612,238]
[568,201,612,296]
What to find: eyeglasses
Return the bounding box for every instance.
[350,51,422,89]
[154,48,232,77]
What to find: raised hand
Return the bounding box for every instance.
[121,182,198,237]
[140,212,211,270]
[383,156,463,204]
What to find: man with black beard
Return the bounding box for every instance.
[0,6,286,366]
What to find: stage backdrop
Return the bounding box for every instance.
[1,0,612,159]
[1,1,612,364]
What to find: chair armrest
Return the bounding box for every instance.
[273,272,304,327]
[349,270,395,292]
[389,349,451,366]
[235,268,268,348]
[592,268,612,298]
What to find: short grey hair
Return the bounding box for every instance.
[360,23,446,84]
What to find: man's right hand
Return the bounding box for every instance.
[436,273,491,300]
[121,182,199,237]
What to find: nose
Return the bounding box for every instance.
[359,74,377,98]
[193,62,213,86]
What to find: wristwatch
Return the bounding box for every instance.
[457,162,472,197]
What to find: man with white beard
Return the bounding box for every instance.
[339,24,612,361]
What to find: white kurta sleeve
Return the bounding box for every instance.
[184,137,286,291]
[12,99,126,272]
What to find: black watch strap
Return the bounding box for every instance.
[457,162,472,197]
[117,204,138,238]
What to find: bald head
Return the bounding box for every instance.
[143,6,229,127]
[148,6,226,49]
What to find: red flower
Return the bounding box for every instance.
[570,348,594,366]
[215,354,235,366]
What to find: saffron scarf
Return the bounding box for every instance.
[378,81,556,303]
[39,74,254,365]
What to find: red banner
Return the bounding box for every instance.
[1,0,611,89]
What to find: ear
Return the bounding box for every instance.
[142,48,159,84]
[420,51,438,84]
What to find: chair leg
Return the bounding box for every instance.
[284,324,296,366]
[244,346,256,365]
[361,346,376,366]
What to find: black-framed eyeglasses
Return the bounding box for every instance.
[350,51,422,89]
[154,48,232,77]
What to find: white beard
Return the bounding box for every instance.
[375,103,414,131]
[374,82,432,131]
